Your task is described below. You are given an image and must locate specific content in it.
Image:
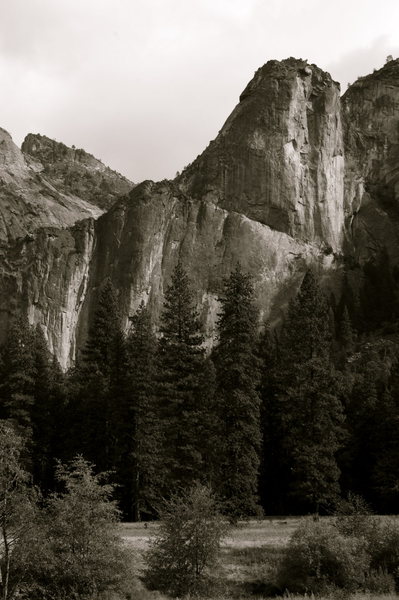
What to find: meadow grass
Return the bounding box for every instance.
[120,518,399,600]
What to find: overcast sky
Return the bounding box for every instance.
[1,0,398,183]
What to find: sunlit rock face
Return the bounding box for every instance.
[0,129,133,363]
[342,58,399,265]
[2,57,399,367]
[73,180,323,367]
[178,58,345,253]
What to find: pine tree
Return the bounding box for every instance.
[0,319,67,492]
[157,261,206,494]
[213,264,261,518]
[115,302,161,520]
[30,325,54,491]
[47,355,68,465]
[72,279,122,472]
[277,270,345,513]
[0,315,35,436]
[341,347,386,507]
[258,323,286,514]
[370,389,399,511]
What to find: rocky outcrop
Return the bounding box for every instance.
[22,134,133,210]
[0,128,134,244]
[178,58,345,253]
[2,57,399,368]
[0,219,95,359]
[343,58,399,265]
[0,128,133,359]
[0,127,99,243]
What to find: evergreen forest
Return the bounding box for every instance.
[1,261,399,520]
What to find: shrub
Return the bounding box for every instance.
[0,421,38,600]
[334,492,375,538]
[18,456,136,600]
[365,568,396,594]
[277,520,370,594]
[335,496,399,588]
[144,483,227,597]
[367,519,399,584]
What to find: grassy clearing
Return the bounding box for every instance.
[121,518,297,598]
[121,518,399,600]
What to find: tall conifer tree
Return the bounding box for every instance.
[157,261,206,493]
[258,323,286,513]
[0,315,35,435]
[276,270,345,513]
[72,278,122,472]
[213,264,261,518]
[31,325,55,490]
[115,302,161,520]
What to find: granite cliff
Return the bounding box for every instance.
[178,59,345,252]
[0,131,133,355]
[1,57,399,368]
[343,59,399,265]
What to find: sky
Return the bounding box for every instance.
[1,0,399,183]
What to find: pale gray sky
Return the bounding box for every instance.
[1,0,398,182]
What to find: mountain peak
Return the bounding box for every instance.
[178,57,344,251]
[239,58,338,102]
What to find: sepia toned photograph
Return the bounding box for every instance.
[0,1,399,598]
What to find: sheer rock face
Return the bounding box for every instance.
[1,57,399,367]
[73,180,323,367]
[178,58,345,252]
[0,129,132,360]
[343,58,399,264]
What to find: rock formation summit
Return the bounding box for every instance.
[179,58,345,252]
[1,56,399,367]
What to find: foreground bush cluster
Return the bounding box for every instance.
[277,511,399,596]
[0,422,137,600]
[4,417,399,600]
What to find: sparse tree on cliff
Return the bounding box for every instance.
[213,264,261,518]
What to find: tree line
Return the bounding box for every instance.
[1,260,399,519]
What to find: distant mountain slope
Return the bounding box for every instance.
[0,127,133,244]
[22,133,133,211]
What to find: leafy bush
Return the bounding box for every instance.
[277,520,370,594]
[367,519,399,584]
[276,499,399,596]
[0,421,38,600]
[365,568,396,594]
[335,495,399,588]
[144,484,227,597]
[334,492,374,538]
[18,457,136,600]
